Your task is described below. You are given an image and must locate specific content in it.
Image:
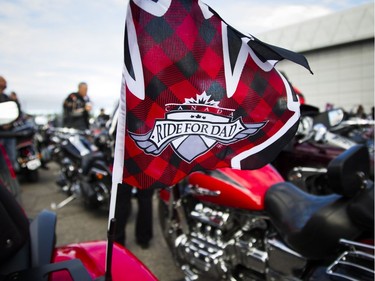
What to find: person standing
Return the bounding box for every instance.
[114,183,154,249]
[96,108,110,128]
[63,82,92,130]
[0,76,9,103]
[0,76,18,171]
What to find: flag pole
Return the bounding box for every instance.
[105,65,127,278]
[105,218,116,281]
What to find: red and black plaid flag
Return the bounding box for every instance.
[112,0,311,190]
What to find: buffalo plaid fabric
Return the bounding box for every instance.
[117,0,311,189]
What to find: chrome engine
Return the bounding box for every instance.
[167,200,307,280]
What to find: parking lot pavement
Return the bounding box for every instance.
[20,162,185,281]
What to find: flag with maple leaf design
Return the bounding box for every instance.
[112,0,312,190]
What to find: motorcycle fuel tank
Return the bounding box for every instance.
[188,164,284,210]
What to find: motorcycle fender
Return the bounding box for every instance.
[51,241,158,281]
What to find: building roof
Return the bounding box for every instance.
[257,2,374,53]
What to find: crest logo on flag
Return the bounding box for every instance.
[129,92,267,162]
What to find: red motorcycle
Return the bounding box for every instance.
[0,101,158,281]
[158,144,374,280]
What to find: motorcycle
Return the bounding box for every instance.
[0,100,158,281]
[158,144,374,280]
[50,127,112,210]
[14,118,42,182]
[34,115,55,170]
[272,106,374,194]
[330,108,375,145]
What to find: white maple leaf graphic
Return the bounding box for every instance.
[184,92,220,107]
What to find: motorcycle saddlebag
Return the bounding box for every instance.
[0,182,30,263]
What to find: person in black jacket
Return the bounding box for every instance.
[96,108,110,128]
[63,82,92,130]
[0,76,9,103]
[0,76,18,171]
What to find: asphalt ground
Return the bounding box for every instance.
[19,162,185,281]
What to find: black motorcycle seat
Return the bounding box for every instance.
[265,182,363,259]
[81,151,105,174]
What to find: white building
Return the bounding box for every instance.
[257,3,374,114]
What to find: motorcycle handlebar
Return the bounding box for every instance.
[298,122,357,150]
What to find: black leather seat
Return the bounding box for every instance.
[265,182,363,259]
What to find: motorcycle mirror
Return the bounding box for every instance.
[313,108,345,129]
[0,101,19,125]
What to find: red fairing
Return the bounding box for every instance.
[188,164,284,210]
[51,241,158,281]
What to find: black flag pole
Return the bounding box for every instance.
[104,60,127,280]
[105,218,117,281]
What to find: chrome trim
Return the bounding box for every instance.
[267,238,304,258]
[291,167,327,174]
[90,167,109,176]
[188,185,221,197]
[326,240,374,281]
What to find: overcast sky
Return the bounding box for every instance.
[0,0,372,115]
